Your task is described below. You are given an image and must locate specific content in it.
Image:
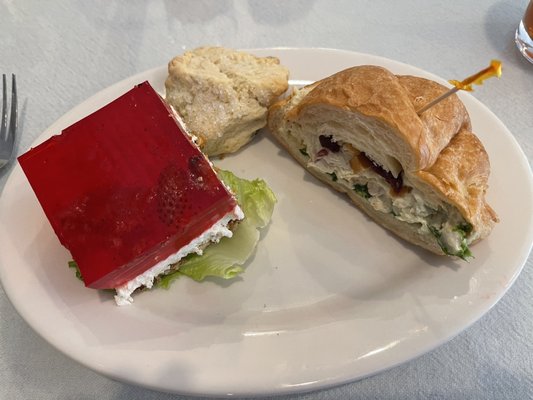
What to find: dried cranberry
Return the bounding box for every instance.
[360,152,403,193]
[316,148,329,158]
[319,135,340,152]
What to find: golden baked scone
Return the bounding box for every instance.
[165,46,289,156]
[268,66,498,258]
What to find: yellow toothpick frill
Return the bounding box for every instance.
[417,60,502,115]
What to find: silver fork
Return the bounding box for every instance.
[0,74,18,170]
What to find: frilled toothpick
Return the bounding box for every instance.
[416,60,502,115]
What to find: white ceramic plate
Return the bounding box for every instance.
[1,48,532,397]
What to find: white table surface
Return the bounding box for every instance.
[1,1,532,399]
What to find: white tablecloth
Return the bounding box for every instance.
[1,1,532,398]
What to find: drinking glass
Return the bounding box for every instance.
[516,1,533,64]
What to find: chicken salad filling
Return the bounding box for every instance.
[297,133,474,259]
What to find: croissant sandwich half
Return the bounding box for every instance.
[268,65,498,259]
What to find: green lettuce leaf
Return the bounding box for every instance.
[216,169,276,228]
[68,260,83,281]
[156,169,276,287]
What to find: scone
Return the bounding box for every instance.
[165,46,289,156]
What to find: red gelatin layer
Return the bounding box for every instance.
[18,82,238,289]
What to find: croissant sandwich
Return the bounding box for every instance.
[268,65,498,259]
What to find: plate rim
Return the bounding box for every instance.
[1,47,532,397]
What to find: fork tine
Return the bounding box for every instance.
[7,74,17,147]
[1,74,6,140]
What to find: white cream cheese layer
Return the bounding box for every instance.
[114,204,244,306]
